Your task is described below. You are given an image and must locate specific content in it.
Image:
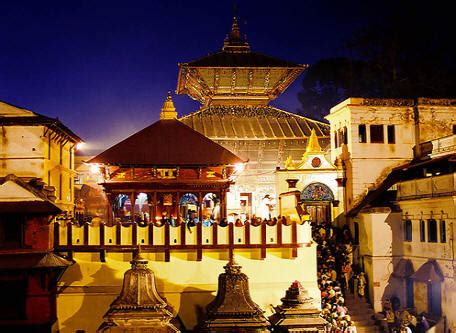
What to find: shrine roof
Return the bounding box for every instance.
[89,119,245,167]
[0,100,82,143]
[0,174,61,214]
[179,106,330,140]
[0,252,73,269]
[182,51,302,68]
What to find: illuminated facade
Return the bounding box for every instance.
[54,94,320,332]
[0,101,82,213]
[177,18,330,220]
[327,98,456,330]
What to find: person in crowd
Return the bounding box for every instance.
[357,272,366,298]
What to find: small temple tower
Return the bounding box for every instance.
[200,257,270,332]
[98,250,179,332]
[177,17,330,220]
[276,129,342,224]
[269,281,327,332]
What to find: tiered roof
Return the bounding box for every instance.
[90,94,244,167]
[177,17,306,106]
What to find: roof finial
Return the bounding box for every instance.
[230,16,241,40]
[223,16,250,53]
[306,129,322,153]
[160,91,177,120]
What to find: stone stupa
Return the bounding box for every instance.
[199,256,270,332]
[97,249,180,332]
[269,280,327,332]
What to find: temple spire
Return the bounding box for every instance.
[222,16,250,53]
[160,92,177,120]
[306,129,322,153]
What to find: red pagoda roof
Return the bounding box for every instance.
[89,119,245,167]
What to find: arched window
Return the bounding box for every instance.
[301,183,334,202]
[134,192,150,224]
[180,193,199,225]
[202,193,220,226]
[112,194,130,222]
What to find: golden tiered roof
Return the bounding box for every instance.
[180,106,328,140]
[177,17,307,106]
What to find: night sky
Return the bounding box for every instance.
[1,0,397,152]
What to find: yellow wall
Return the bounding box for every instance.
[0,125,76,213]
[56,246,319,333]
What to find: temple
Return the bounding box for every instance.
[178,17,330,221]
[88,93,245,227]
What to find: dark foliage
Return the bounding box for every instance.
[298,2,456,120]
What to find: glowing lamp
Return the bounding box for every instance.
[75,142,86,151]
[89,164,100,174]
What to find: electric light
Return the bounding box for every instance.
[75,142,86,151]
[89,164,100,174]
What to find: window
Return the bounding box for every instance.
[358,124,366,143]
[427,219,437,242]
[420,220,426,242]
[334,131,339,148]
[403,219,412,241]
[343,126,348,145]
[370,125,384,143]
[440,220,446,243]
[453,124,456,134]
[59,144,63,165]
[387,125,395,144]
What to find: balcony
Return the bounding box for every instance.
[397,173,456,200]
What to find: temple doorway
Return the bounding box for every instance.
[300,183,334,224]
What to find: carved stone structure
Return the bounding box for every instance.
[269,281,327,332]
[200,257,270,332]
[98,252,179,332]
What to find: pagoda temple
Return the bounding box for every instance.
[177,17,330,220]
[89,93,245,226]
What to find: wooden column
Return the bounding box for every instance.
[198,192,203,222]
[261,223,267,259]
[176,191,181,224]
[152,191,157,224]
[106,192,114,226]
[130,192,136,223]
[220,189,227,220]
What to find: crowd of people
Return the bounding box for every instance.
[312,221,433,333]
[313,221,360,332]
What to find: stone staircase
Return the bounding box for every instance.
[344,293,386,332]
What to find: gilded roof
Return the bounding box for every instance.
[180,106,329,140]
[89,119,245,167]
[184,51,301,68]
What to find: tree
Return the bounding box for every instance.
[298,3,456,120]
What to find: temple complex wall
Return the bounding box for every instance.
[55,243,319,332]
